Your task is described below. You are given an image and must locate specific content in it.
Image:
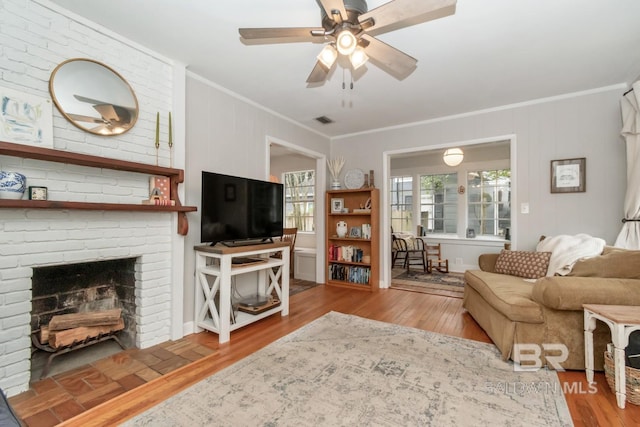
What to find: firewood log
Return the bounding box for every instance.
[48,308,122,331]
[48,318,125,349]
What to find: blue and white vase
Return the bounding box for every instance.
[0,171,27,200]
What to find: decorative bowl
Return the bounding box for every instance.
[0,171,27,200]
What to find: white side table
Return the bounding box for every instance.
[583,304,640,409]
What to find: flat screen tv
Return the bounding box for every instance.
[201,171,284,246]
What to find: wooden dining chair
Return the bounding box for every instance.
[391,234,409,268]
[405,237,428,272]
[425,242,449,273]
[279,227,297,277]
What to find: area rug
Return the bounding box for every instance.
[289,278,321,296]
[123,312,572,426]
[391,268,465,297]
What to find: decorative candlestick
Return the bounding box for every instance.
[168,111,173,168]
[155,112,160,166]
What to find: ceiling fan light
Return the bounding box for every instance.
[317,44,338,69]
[349,47,369,70]
[336,30,357,55]
[443,148,464,167]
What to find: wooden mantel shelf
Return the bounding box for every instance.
[0,141,197,235]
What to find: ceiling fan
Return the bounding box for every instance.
[239,0,456,84]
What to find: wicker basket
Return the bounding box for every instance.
[604,350,640,406]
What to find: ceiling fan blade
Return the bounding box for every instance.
[93,104,120,122]
[359,0,456,35]
[67,113,105,124]
[317,0,349,23]
[360,34,417,80]
[239,27,326,43]
[306,60,330,84]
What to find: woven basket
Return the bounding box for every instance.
[604,350,640,406]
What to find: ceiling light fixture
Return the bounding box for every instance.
[349,46,369,70]
[317,44,338,69]
[336,29,357,56]
[443,148,464,166]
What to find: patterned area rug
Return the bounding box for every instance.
[124,312,572,427]
[391,268,465,297]
[289,278,321,296]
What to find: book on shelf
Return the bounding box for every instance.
[361,223,371,239]
[328,244,364,263]
[328,264,370,284]
[142,198,176,206]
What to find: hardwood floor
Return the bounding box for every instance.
[9,285,640,426]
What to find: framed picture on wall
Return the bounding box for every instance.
[551,158,586,193]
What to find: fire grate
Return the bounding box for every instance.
[30,331,125,379]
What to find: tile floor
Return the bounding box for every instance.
[9,335,215,426]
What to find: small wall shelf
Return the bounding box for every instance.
[0,141,197,235]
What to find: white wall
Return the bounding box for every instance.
[182,74,330,329]
[0,0,180,396]
[332,87,627,282]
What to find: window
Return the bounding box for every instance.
[283,170,315,232]
[419,173,458,234]
[467,169,511,237]
[390,176,413,233]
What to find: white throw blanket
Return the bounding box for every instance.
[536,234,606,276]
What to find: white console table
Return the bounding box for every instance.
[194,242,290,343]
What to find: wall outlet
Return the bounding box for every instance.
[455,258,463,265]
[521,202,530,214]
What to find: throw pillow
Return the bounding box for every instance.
[568,247,640,279]
[494,250,552,279]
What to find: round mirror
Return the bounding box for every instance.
[49,58,139,136]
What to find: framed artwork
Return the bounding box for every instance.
[349,226,362,238]
[0,86,53,148]
[331,198,344,213]
[551,158,586,193]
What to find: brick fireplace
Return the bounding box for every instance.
[31,258,138,349]
[0,206,178,396]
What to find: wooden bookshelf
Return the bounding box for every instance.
[325,188,379,291]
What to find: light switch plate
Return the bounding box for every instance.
[521,203,530,214]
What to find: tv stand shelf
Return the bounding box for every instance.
[194,242,290,343]
[0,140,197,235]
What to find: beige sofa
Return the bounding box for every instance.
[463,247,640,370]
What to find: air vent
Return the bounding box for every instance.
[315,116,334,124]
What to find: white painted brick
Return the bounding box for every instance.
[136,286,171,299]
[97,248,134,260]
[0,302,31,319]
[4,360,30,378]
[24,230,68,242]
[20,253,64,266]
[4,290,30,305]
[0,267,32,281]
[4,336,30,354]
[137,302,171,318]
[0,278,31,293]
[0,326,27,346]
[1,0,177,392]
[2,315,30,331]
[3,221,49,232]
[1,373,31,398]
[0,257,19,269]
